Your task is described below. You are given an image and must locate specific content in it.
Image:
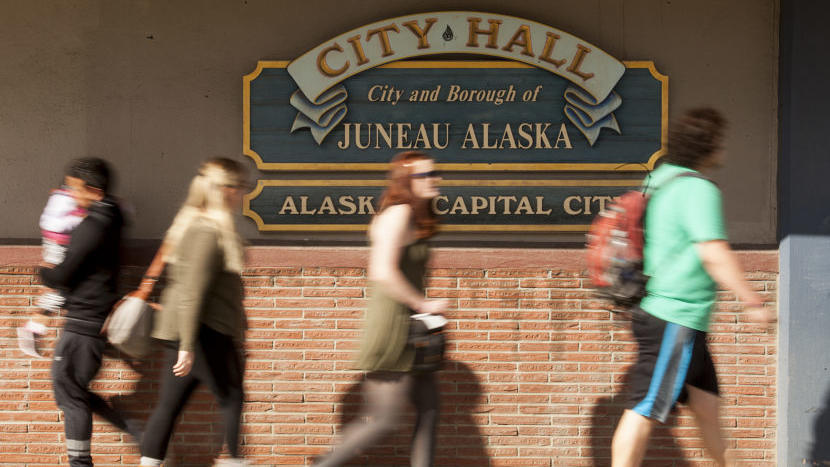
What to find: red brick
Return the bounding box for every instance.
[489,311,548,320]
[0,250,778,465]
[520,278,581,288]
[335,277,368,287]
[427,269,485,278]
[303,267,364,277]
[489,289,550,299]
[0,276,30,285]
[244,267,302,276]
[242,277,273,287]
[428,289,487,298]
[248,287,301,297]
[333,298,368,308]
[457,278,518,288]
[426,277,459,288]
[273,298,336,308]
[0,266,37,274]
[242,298,274,308]
[0,297,30,306]
[488,269,550,278]
[458,299,518,309]
[303,288,363,298]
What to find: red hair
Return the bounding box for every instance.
[377,151,438,239]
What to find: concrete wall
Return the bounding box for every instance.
[0,0,778,244]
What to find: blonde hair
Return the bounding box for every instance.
[163,158,246,273]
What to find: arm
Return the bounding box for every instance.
[696,240,774,324]
[170,224,222,377]
[682,180,773,324]
[174,224,222,353]
[367,205,446,314]
[696,241,761,305]
[40,215,105,289]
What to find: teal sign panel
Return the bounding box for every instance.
[244,61,666,172]
[244,180,641,231]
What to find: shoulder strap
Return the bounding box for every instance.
[642,170,713,196]
[651,171,713,193]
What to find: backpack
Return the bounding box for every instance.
[586,172,708,309]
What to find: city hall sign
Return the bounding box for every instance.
[243,11,667,231]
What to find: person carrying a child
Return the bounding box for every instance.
[17,160,88,357]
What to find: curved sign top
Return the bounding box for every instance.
[244,11,667,171]
[287,11,625,104]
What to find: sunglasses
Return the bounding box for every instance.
[410,170,440,179]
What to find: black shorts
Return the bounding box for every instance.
[626,308,719,423]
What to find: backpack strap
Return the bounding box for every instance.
[666,171,714,186]
[644,170,715,195]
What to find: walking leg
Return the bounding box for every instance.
[611,409,655,467]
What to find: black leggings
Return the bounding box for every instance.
[314,371,440,467]
[140,325,244,461]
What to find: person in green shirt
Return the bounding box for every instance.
[611,108,775,467]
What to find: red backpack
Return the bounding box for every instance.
[586,172,706,309]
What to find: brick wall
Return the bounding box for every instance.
[0,246,778,466]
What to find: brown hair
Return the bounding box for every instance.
[377,151,438,239]
[664,108,728,169]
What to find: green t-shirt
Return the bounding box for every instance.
[639,163,727,331]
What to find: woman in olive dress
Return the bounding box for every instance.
[314,151,448,467]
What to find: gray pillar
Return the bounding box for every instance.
[778,1,830,464]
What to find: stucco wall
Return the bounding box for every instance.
[0,0,778,243]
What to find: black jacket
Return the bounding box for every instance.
[41,197,123,336]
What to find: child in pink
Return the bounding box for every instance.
[17,180,86,357]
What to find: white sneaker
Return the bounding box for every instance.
[17,320,47,358]
[215,458,249,467]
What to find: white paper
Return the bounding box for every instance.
[411,313,448,330]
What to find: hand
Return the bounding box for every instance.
[745,306,776,326]
[418,299,449,315]
[741,291,764,308]
[172,350,194,377]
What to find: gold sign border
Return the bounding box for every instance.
[243,179,641,232]
[242,60,668,172]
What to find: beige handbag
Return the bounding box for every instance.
[102,244,167,357]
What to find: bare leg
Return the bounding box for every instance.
[686,385,732,466]
[314,373,412,467]
[611,409,655,467]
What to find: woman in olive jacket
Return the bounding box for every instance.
[140,158,248,467]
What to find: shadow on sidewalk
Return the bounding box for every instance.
[587,374,689,466]
[328,360,489,466]
[809,382,830,464]
[105,347,225,466]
